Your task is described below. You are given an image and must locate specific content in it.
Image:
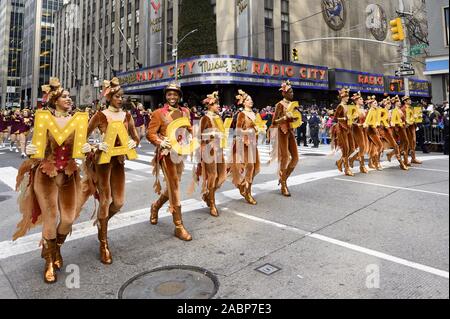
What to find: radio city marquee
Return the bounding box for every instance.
[331,69,385,94]
[118,55,329,92]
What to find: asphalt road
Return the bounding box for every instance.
[0,142,448,299]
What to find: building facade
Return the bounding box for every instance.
[20,0,63,109]
[0,0,24,109]
[53,0,430,108]
[424,0,449,105]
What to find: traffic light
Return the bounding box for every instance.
[292,48,299,62]
[176,68,182,79]
[390,18,405,42]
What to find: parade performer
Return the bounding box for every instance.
[9,108,23,153]
[0,110,9,147]
[381,98,409,171]
[365,96,384,171]
[147,83,193,241]
[348,92,369,174]
[80,77,139,264]
[390,95,410,167]
[271,81,299,196]
[13,78,92,283]
[230,90,260,205]
[18,109,34,158]
[402,96,422,165]
[332,88,355,176]
[131,101,146,147]
[194,91,227,217]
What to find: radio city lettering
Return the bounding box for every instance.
[252,63,327,80]
[118,56,328,87]
[358,75,383,86]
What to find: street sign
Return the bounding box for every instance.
[400,62,413,69]
[395,69,415,77]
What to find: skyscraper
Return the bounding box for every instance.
[21,0,63,108]
[0,0,24,109]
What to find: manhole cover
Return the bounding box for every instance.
[0,195,11,203]
[118,266,219,299]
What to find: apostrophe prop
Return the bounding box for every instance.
[346,105,358,126]
[288,101,303,129]
[31,110,88,159]
[167,117,200,156]
[98,121,138,164]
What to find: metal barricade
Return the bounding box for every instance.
[423,126,444,145]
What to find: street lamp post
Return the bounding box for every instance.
[173,29,199,83]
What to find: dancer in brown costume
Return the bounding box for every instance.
[230,90,261,205]
[147,83,193,241]
[80,77,140,264]
[13,78,92,283]
[402,96,423,165]
[332,88,355,176]
[390,95,410,167]
[348,92,369,174]
[271,81,300,196]
[195,91,227,216]
[381,98,409,171]
[365,96,384,171]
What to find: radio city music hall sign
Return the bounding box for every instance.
[118,55,328,89]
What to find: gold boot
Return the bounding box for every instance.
[368,157,376,169]
[336,159,343,172]
[209,190,219,217]
[98,218,112,265]
[238,184,247,198]
[244,183,257,205]
[411,152,422,164]
[150,195,169,225]
[387,151,394,163]
[41,238,57,284]
[360,163,369,174]
[54,233,67,271]
[280,179,291,197]
[172,206,192,241]
[202,192,210,207]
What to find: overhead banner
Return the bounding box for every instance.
[330,69,385,94]
[118,55,329,92]
[147,0,164,66]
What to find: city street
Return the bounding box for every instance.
[0,142,448,299]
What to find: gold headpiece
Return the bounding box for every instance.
[41,77,64,107]
[351,91,362,101]
[391,95,401,104]
[236,89,250,106]
[365,95,377,104]
[280,80,293,93]
[164,82,182,96]
[402,96,411,102]
[338,88,350,98]
[102,77,122,100]
[202,91,219,106]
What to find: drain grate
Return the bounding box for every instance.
[0,195,11,203]
[255,264,281,276]
[118,265,219,299]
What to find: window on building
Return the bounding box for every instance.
[281,0,290,62]
[265,0,274,60]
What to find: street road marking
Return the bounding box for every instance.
[0,167,18,190]
[225,208,449,280]
[335,178,449,197]
[0,155,447,260]
[124,160,150,171]
[410,167,449,173]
